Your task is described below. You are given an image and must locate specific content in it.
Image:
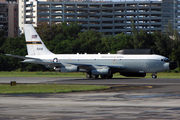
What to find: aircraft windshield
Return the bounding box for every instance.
[164,58,170,62]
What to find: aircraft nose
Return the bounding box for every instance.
[169,61,178,70]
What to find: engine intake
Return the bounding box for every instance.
[54,66,79,72]
[92,68,111,75]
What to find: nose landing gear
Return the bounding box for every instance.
[152,73,157,79]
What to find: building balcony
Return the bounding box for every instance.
[26,7,32,10]
[38,7,49,10]
[51,6,63,9]
[76,18,88,21]
[51,18,63,21]
[101,29,113,32]
[26,18,32,21]
[114,12,126,15]
[126,12,138,15]
[102,13,113,15]
[138,12,150,14]
[101,18,113,21]
[38,12,50,15]
[151,11,162,14]
[0,21,8,23]
[64,13,76,15]
[64,7,76,10]
[151,6,162,9]
[26,13,32,16]
[151,22,162,25]
[64,18,76,21]
[114,7,126,10]
[151,27,162,30]
[114,29,126,32]
[114,23,126,26]
[51,13,63,15]
[77,8,89,10]
[26,1,32,5]
[138,17,151,20]
[114,18,126,20]
[89,24,101,27]
[126,6,139,9]
[151,17,162,19]
[38,18,49,21]
[89,19,101,21]
[102,23,113,26]
[138,23,150,25]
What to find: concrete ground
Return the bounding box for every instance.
[0,77,180,119]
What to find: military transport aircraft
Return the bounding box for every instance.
[6,24,178,79]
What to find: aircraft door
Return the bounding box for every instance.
[113,57,116,64]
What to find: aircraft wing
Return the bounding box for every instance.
[66,62,126,70]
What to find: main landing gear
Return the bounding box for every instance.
[151,73,157,79]
[86,73,113,79]
[86,74,99,79]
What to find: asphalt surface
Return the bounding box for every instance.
[1,77,180,85]
[1,77,180,119]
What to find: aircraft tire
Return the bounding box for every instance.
[91,75,96,79]
[152,74,157,79]
[86,74,91,79]
[107,74,113,79]
[101,75,107,79]
[91,75,99,79]
[95,75,99,78]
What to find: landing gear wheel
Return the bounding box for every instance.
[86,74,91,79]
[152,74,157,79]
[91,75,99,79]
[101,75,107,79]
[107,74,113,79]
[95,75,99,79]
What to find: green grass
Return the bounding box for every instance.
[0,71,180,78]
[0,84,109,94]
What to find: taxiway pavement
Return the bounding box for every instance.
[0,77,180,85]
[0,77,180,119]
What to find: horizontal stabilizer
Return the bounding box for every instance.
[5,54,41,60]
[21,60,63,68]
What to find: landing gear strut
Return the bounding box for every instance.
[151,73,157,79]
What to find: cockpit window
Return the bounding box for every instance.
[164,58,170,62]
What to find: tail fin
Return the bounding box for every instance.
[24,24,54,56]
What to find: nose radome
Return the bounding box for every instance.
[169,61,178,70]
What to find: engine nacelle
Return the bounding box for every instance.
[92,68,111,75]
[120,72,146,77]
[54,66,79,72]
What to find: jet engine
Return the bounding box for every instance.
[92,68,111,75]
[120,72,146,77]
[54,66,79,72]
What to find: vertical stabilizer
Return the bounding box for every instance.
[24,24,54,56]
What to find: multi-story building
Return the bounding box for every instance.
[162,0,180,34]
[0,0,18,37]
[18,0,179,35]
[0,1,8,37]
